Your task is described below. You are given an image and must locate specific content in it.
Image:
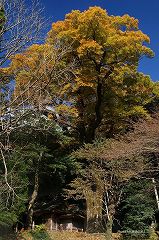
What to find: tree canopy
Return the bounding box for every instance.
[46,7,155,142]
[8,6,156,144]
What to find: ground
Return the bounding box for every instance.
[16,230,122,240]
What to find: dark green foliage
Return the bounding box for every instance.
[0,110,79,229]
[118,179,156,239]
[0,148,28,228]
[30,229,51,240]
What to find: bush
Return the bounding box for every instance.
[30,225,51,240]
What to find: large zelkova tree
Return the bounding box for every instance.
[46,6,155,143]
[8,7,157,143]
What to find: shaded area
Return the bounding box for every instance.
[0,225,17,240]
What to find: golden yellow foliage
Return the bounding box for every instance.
[8,41,74,111]
[47,7,154,142]
[8,6,156,142]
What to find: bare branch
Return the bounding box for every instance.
[0,0,46,66]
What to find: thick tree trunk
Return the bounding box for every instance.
[86,67,114,143]
[25,153,42,229]
[26,170,39,229]
[86,189,104,233]
[76,64,114,143]
[86,78,103,143]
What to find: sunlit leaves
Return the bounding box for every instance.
[7,6,156,141]
[47,7,154,138]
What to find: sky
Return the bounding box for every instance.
[39,0,159,81]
